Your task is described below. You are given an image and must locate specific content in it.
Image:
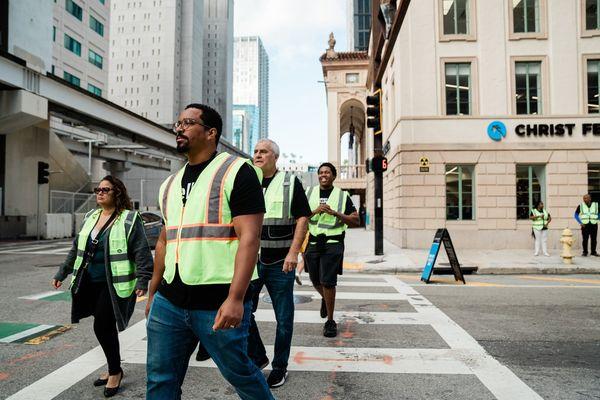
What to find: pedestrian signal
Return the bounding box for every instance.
[37,161,50,184]
[366,89,382,135]
[371,156,388,173]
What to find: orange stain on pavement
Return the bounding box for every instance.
[0,372,9,380]
[343,262,364,271]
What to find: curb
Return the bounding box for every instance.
[344,265,600,275]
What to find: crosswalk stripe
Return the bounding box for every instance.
[0,325,57,343]
[19,291,61,301]
[254,309,427,325]
[287,291,408,300]
[122,343,473,375]
[296,280,392,287]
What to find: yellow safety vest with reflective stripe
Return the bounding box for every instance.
[262,171,296,249]
[531,209,549,231]
[158,152,260,285]
[580,202,599,225]
[306,185,348,237]
[71,209,138,298]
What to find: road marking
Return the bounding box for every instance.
[410,283,600,289]
[343,262,364,271]
[0,325,58,343]
[296,280,392,287]
[255,309,426,325]
[122,342,473,375]
[385,276,543,400]
[6,319,147,400]
[289,291,408,301]
[518,276,600,285]
[19,291,62,301]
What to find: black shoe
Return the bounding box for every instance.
[592,253,599,257]
[195,344,211,362]
[320,299,327,318]
[103,371,123,398]
[582,252,588,257]
[93,376,108,387]
[254,356,269,370]
[323,320,337,337]
[267,369,288,388]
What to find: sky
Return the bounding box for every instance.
[234,0,348,165]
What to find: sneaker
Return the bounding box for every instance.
[195,344,210,362]
[534,253,539,257]
[592,253,599,257]
[320,299,327,318]
[255,356,269,370]
[323,320,337,337]
[267,369,288,388]
[543,253,550,257]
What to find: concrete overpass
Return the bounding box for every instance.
[0,51,246,238]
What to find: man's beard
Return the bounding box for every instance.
[176,136,190,154]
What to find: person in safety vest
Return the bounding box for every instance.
[245,138,311,388]
[52,176,153,398]
[144,104,274,400]
[529,201,551,256]
[574,194,599,256]
[305,163,359,338]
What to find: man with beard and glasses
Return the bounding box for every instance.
[145,104,274,399]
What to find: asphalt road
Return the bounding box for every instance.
[0,240,598,399]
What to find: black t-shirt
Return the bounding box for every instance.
[259,174,311,264]
[158,153,265,310]
[308,187,357,244]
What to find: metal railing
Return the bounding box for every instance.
[338,164,366,180]
[50,190,96,214]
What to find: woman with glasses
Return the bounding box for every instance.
[52,176,153,397]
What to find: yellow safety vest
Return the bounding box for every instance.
[306,186,348,237]
[580,202,598,225]
[71,209,138,298]
[262,171,296,249]
[158,152,261,285]
[531,208,549,231]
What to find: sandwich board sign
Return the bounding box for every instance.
[421,229,465,284]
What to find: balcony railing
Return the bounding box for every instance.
[338,164,366,180]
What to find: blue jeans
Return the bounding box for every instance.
[146,291,274,400]
[248,261,295,371]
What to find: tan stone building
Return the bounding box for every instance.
[354,0,600,250]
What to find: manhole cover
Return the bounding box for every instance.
[262,294,313,305]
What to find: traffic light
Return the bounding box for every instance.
[365,158,371,174]
[366,89,382,135]
[37,161,50,184]
[371,156,388,173]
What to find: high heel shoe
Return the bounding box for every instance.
[93,376,108,387]
[103,370,123,398]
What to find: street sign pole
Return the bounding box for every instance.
[36,183,40,241]
[374,128,383,256]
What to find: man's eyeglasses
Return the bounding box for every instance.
[93,187,113,194]
[172,118,212,134]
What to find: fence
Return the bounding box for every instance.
[50,190,96,214]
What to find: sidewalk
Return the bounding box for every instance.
[343,228,600,275]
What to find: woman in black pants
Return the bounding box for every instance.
[52,176,153,397]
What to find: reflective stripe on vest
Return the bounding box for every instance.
[71,209,138,298]
[531,209,548,231]
[580,202,598,225]
[306,186,348,236]
[159,153,259,285]
[261,171,296,249]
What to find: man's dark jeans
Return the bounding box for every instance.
[582,223,598,254]
[248,261,295,371]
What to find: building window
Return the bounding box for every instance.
[63,71,80,87]
[442,0,470,35]
[88,49,103,69]
[446,165,474,220]
[346,73,359,84]
[88,83,102,96]
[53,26,56,42]
[99,0,105,4]
[64,34,81,56]
[513,0,540,33]
[589,164,600,203]
[516,165,545,219]
[587,59,600,113]
[445,62,471,115]
[66,0,83,20]
[515,61,542,114]
[90,15,104,36]
[586,0,600,30]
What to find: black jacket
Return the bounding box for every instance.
[54,210,153,331]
